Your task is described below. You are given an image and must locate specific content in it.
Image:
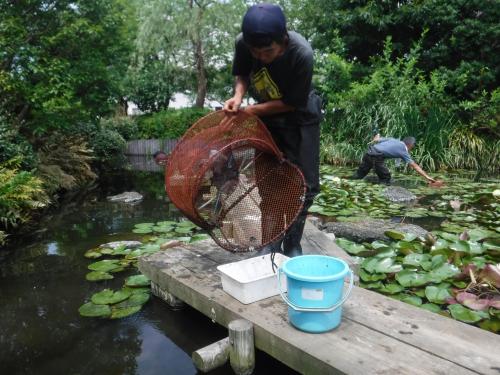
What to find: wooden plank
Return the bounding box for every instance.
[139,240,499,375]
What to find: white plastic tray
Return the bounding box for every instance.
[217,253,289,304]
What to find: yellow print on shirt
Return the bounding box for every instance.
[252,68,282,101]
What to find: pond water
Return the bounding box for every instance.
[0,169,297,375]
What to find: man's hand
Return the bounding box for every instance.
[224,96,242,113]
[428,179,445,188]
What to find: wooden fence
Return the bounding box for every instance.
[125,139,178,156]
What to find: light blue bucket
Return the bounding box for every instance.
[278,255,353,333]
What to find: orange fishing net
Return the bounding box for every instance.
[165,110,306,252]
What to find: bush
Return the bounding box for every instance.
[89,128,127,168]
[318,39,458,171]
[37,135,98,194]
[99,116,139,141]
[136,107,211,139]
[0,115,38,169]
[0,158,49,244]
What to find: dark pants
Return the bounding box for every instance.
[353,152,391,184]
[260,122,321,255]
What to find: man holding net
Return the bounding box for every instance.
[224,3,322,257]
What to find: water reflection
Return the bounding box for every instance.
[0,169,298,375]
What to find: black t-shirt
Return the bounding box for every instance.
[232,31,322,127]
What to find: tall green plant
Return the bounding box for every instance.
[319,38,457,171]
[0,158,49,244]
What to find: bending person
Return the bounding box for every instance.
[353,135,437,185]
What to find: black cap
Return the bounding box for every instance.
[242,3,286,39]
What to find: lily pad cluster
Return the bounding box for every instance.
[79,276,150,319]
[311,166,500,228]
[79,219,209,319]
[337,229,500,332]
[313,166,499,332]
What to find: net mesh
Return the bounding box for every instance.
[165,110,306,252]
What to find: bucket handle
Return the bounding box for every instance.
[277,267,354,312]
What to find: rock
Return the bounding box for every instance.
[100,240,142,249]
[321,218,427,243]
[382,186,417,203]
[107,191,143,203]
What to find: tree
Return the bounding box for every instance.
[298,0,500,99]
[132,0,246,109]
[0,0,133,135]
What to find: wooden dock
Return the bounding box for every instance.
[138,220,500,375]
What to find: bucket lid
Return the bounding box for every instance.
[282,255,349,282]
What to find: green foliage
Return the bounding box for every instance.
[300,0,500,99]
[0,114,37,169]
[0,0,133,135]
[136,108,210,139]
[89,128,127,168]
[36,135,97,194]
[0,158,49,242]
[99,116,139,141]
[131,0,245,107]
[319,39,459,171]
[126,57,178,112]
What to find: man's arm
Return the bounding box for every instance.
[243,99,294,117]
[408,162,436,183]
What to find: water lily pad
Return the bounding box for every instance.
[456,292,491,311]
[191,233,210,242]
[100,248,114,255]
[428,263,460,283]
[403,233,418,242]
[393,294,422,306]
[175,227,193,234]
[374,248,397,258]
[449,240,469,252]
[403,254,431,267]
[360,281,383,289]
[359,270,387,282]
[337,238,368,255]
[84,249,102,259]
[109,266,127,273]
[420,303,442,313]
[385,230,405,240]
[448,304,488,323]
[91,288,131,305]
[86,271,114,281]
[479,319,500,333]
[79,302,111,318]
[428,255,445,270]
[134,223,154,228]
[110,305,142,319]
[467,228,497,242]
[88,259,121,272]
[441,222,466,234]
[436,232,459,242]
[483,240,500,252]
[133,227,153,234]
[371,241,390,250]
[379,283,404,294]
[114,292,150,308]
[396,270,430,287]
[177,221,197,228]
[125,274,150,287]
[425,285,452,304]
[152,226,174,233]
